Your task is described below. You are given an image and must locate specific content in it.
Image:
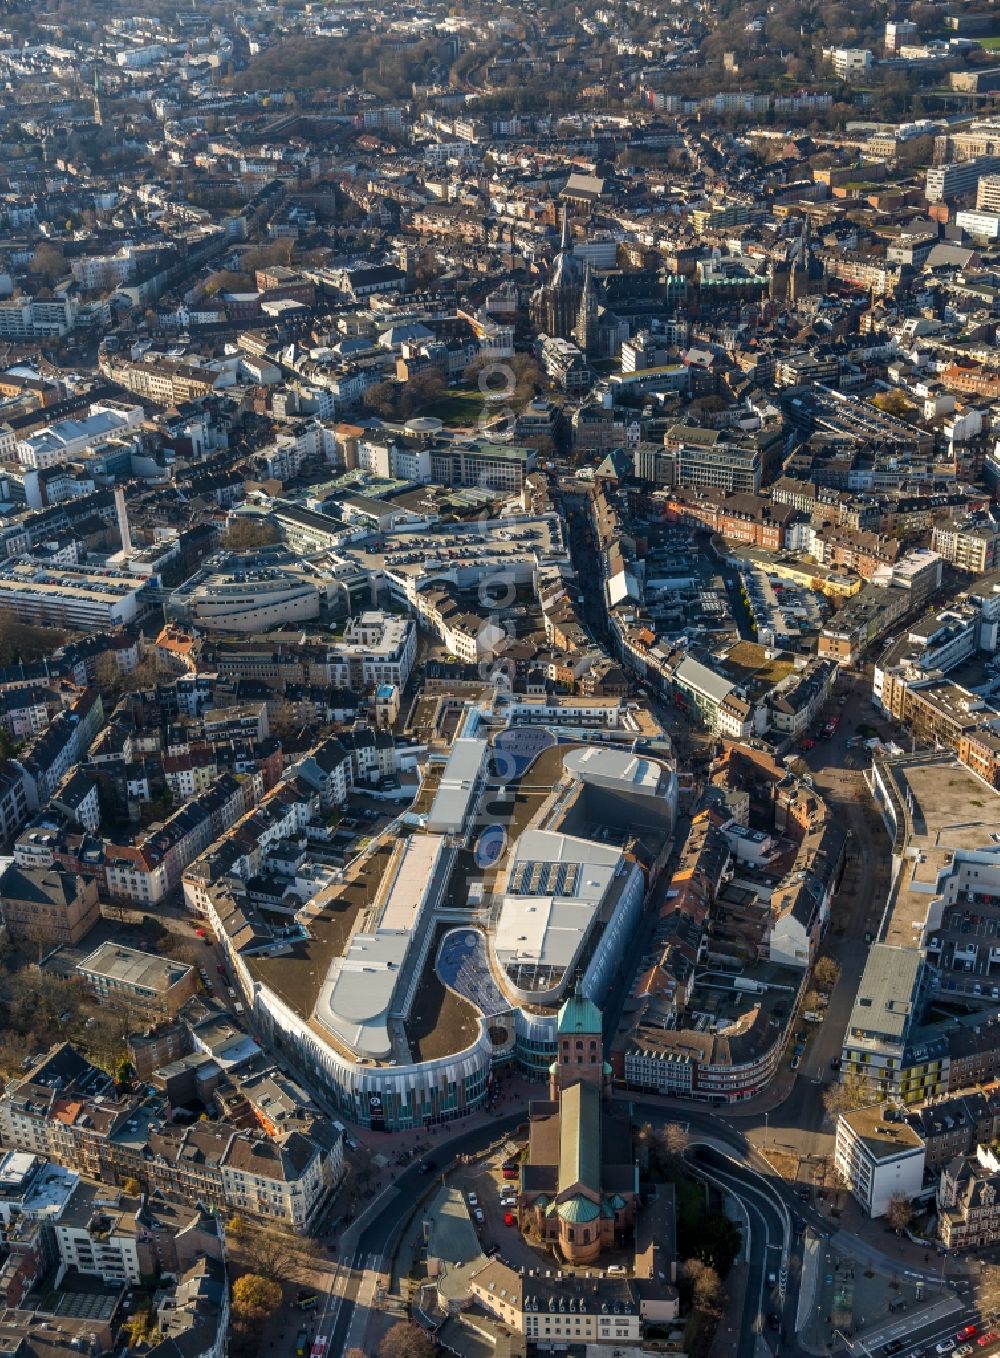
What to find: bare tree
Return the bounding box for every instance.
[221,518,280,551]
[822,1072,877,1121]
[682,1258,724,1317]
[659,1121,690,1163]
[93,650,124,698]
[814,957,841,991]
[886,1194,914,1235]
[226,1216,319,1281]
[378,1321,437,1358]
[32,243,67,285]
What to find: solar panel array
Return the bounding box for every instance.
[508,860,580,897]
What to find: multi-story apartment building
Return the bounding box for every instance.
[766,658,838,737]
[0,760,29,846]
[54,1180,144,1286]
[938,1144,1000,1250]
[100,355,220,406]
[105,771,255,904]
[0,296,79,339]
[931,519,1000,574]
[906,1086,1000,1172]
[666,438,762,495]
[841,944,930,1099]
[834,1105,926,1217]
[220,1133,331,1232]
[0,865,100,947]
[977,174,1000,211]
[318,611,417,690]
[0,1046,341,1232]
[429,440,534,493]
[926,155,1000,203]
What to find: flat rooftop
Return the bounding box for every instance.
[563,744,668,795]
[877,753,1000,948]
[316,834,445,1060]
[246,844,393,1037]
[77,943,191,994]
[426,737,486,832]
[848,943,923,1043]
[493,827,625,993]
[841,1105,925,1161]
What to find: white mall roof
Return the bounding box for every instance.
[493,829,623,975]
[562,745,668,796]
[317,834,445,1060]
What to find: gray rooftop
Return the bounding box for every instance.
[848,944,923,1044]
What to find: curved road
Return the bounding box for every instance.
[691,1145,790,1358]
[323,1097,956,1357]
[327,1104,749,1357]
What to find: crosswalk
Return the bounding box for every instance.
[849,1298,978,1358]
[861,1297,964,1350]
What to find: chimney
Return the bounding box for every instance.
[114,486,132,559]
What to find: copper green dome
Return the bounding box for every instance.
[557,1195,601,1224]
[557,991,602,1036]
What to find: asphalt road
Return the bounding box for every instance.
[319,1090,972,1358]
[324,1103,749,1358]
[326,1112,526,1358]
[691,1145,789,1358]
[849,1301,988,1358]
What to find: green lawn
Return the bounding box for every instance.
[978,35,1000,49]
[423,389,486,427]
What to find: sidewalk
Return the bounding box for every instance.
[829,1194,975,1281]
[798,1228,954,1356]
[711,1260,748,1358]
[341,1105,526,1258]
[340,1112,524,1354]
[351,1078,533,1160]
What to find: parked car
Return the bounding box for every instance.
[937,1340,956,1354]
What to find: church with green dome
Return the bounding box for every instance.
[517,990,638,1264]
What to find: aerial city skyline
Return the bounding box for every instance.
[1,2,1000,1357]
